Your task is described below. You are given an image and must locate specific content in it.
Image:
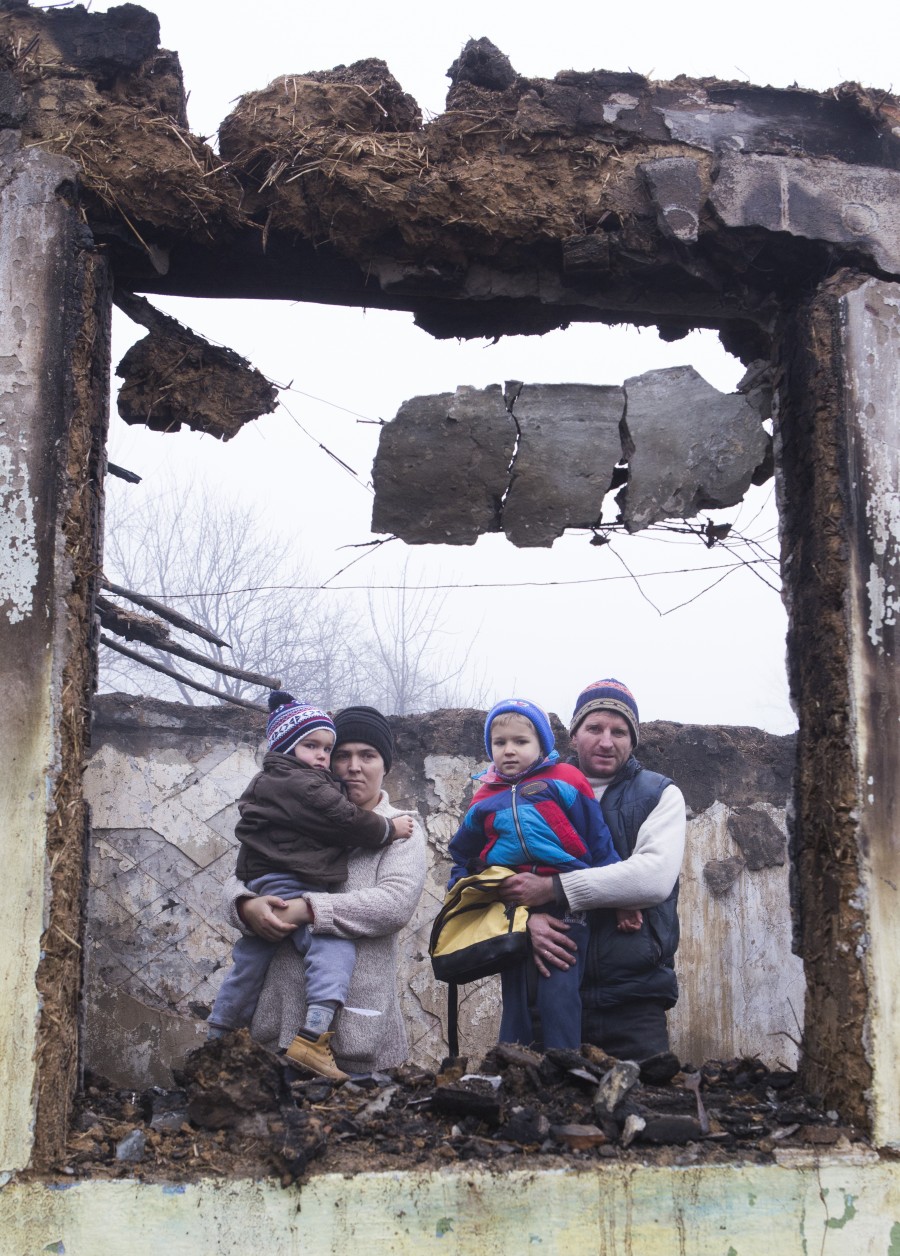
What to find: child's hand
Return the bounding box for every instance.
[616,907,643,932]
[273,897,313,927]
[391,814,415,841]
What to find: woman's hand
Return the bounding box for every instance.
[527,913,579,978]
[238,894,301,941]
[499,872,557,908]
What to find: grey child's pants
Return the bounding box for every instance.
[208,872,356,1031]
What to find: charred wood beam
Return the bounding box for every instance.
[106,462,142,483]
[96,596,281,688]
[99,635,265,711]
[96,596,169,646]
[101,578,229,648]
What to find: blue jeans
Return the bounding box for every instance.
[208,873,356,1031]
[498,909,588,1051]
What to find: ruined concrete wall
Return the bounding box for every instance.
[0,138,110,1172]
[83,695,799,1087]
[776,273,900,1142]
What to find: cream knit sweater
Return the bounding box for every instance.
[223,790,426,1073]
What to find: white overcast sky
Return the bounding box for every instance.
[97,0,896,734]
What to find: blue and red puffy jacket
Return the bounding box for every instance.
[447,750,620,887]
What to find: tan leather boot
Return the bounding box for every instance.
[284,1030,348,1082]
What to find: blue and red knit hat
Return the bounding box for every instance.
[484,698,555,760]
[569,679,639,747]
[266,690,336,755]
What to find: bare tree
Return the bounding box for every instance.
[364,561,487,714]
[101,477,365,707]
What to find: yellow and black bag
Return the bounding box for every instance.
[429,866,529,1055]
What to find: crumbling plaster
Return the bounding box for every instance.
[0,137,107,1173]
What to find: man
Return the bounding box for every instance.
[500,678,686,1061]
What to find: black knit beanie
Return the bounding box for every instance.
[333,705,394,772]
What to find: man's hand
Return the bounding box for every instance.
[499,872,557,908]
[527,912,579,977]
[238,894,299,941]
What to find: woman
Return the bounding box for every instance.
[223,705,426,1075]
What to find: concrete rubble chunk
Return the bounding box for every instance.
[727,806,786,870]
[549,1122,607,1149]
[593,1059,641,1118]
[114,1128,146,1162]
[639,157,703,242]
[703,856,745,897]
[502,384,624,546]
[617,365,770,533]
[711,154,900,276]
[371,386,515,545]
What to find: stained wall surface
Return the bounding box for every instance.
[82,695,801,1086]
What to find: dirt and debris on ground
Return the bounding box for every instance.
[51,1032,867,1186]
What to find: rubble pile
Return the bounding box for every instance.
[56,1032,865,1185]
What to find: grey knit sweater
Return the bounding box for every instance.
[223,791,426,1073]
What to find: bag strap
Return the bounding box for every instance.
[447,980,459,1059]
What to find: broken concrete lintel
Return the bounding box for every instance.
[711,155,900,276]
[372,368,771,547]
[617,365,770,533]
[639,158,703,243]
[503,384,623,547]
[371,386,514,545]
[9,0,896,343]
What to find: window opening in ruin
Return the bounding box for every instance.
[85,296,801,1160]
[104,299,792,732]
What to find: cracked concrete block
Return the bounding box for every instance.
[711,154,900,276]
[639,157,703,242]
[727,805,786,870]
[703,856,745,896]
[371,386,515,545]
[503,384,624,547]
[617,365,769,533]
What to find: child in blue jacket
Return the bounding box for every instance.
[447,698,641,1051]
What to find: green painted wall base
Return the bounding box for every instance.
[1,1158,898,1255]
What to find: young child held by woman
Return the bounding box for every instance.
[208,691,413,1079]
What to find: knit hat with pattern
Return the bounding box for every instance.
[484,698,555,760]
[333,705,394,773]
[569,678,639,747]
[266,690,336,755]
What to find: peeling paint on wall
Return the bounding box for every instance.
[0,444,38,624]
[848,286,900,652]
